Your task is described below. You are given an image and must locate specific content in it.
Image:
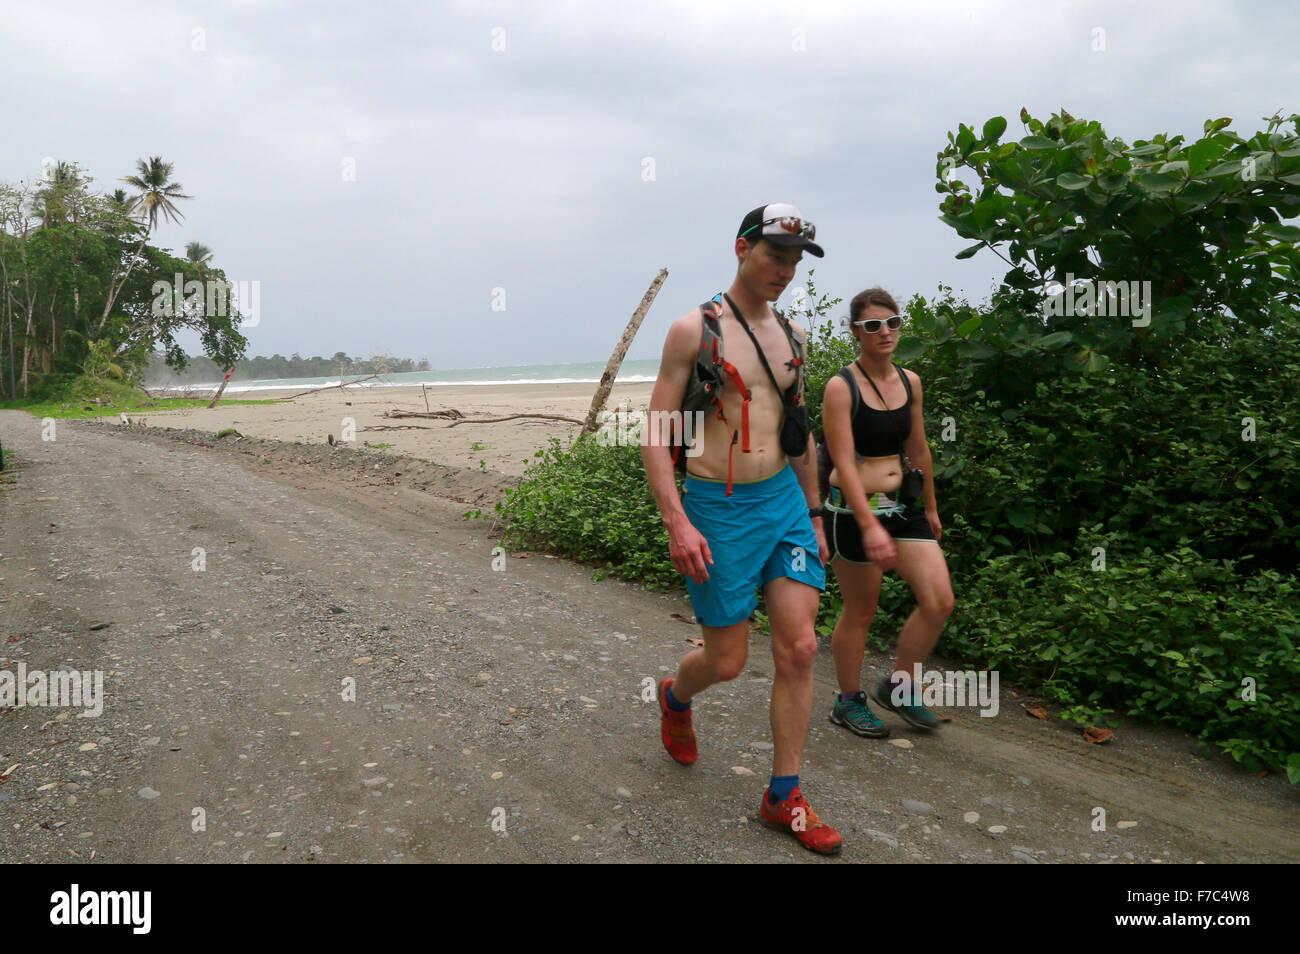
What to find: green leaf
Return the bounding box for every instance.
[892,338,927,362]
[955,242,985,260]
[1260,224,1300,242]
[1178,180,1222,205]
[1186,139,1223,174]
[1135,173,1180,193]
[1157,160,1190,176]
[1020,135,1057,151]
[1127,143,1167,158]
[1003,267,1036,289]
[1038,331,1075,348]
[1055,172,1091,190]
[1204,158,1245,177]
[957,316,983,336]
[1075,349,1109,372]
[982,116,1008,144]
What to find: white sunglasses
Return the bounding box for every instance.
[851,315,903,334]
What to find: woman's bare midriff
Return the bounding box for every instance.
[828,455,902,498]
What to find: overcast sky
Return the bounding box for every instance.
[2,0,1296,369]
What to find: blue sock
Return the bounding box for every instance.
[664,684,690,712]
[768,774,798,803]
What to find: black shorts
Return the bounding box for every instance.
[824,486,936,565]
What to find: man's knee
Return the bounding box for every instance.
[773,631,818,672]
[712,650,748,682]
[703,626,748,682]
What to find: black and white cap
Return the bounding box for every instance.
[736,202,824,257]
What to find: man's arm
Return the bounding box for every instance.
[785,321,828,562]
[787,430,830,565]
[786,321,821,509]
[640,311,713,583]
[787,433,820,509]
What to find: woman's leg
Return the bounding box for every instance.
[829,555,884,694]
[889,541,954,681]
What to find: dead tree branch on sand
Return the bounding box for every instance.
[380,407,584,427]
[384,408,463,421]
[281,373,382,401]
[446,412,584,427]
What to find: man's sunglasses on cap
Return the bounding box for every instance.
[851,315,903,334]
[741,216,816,241]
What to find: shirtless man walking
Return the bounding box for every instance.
[640,203,842,855]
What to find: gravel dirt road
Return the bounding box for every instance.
[1,411,1296,863]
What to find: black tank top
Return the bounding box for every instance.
[837,363,912,458]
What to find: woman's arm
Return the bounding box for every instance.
[902,370,942,540]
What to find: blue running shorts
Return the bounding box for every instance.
[681,463,826,628]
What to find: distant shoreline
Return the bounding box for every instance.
[147,374,658,395]
[146,357,663,396]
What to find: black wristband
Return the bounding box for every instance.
[809,506,825,518]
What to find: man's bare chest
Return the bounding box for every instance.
[717,316,797,402]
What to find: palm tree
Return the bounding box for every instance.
[34,161,84,228]
[185,241,213,267]
[122,156,192,231]
[95,156,192,335]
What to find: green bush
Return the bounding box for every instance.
[939,529,1298,768]
[19,373,149,408]
[911,295,1300,575]
[497,437,679,590]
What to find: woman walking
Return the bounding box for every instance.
[819,287,954,737]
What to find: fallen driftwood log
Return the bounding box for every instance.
[282,373,382,400]
[380,407,584,427]
[446,412,584,427]
[384,408,464,421]
[361,424,437,431]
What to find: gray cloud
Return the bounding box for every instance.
[2,0,1295,368]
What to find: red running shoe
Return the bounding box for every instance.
[759,786,843,856]
[659,677,697,765]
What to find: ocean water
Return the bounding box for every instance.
[159,358,662,394]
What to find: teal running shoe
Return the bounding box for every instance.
[874,676,941,730]
[829,689,890,738]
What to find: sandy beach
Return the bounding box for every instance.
[142,381,656,476]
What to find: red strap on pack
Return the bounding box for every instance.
[721,360,751,452]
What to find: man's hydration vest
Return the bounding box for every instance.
[671,293,806,496]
